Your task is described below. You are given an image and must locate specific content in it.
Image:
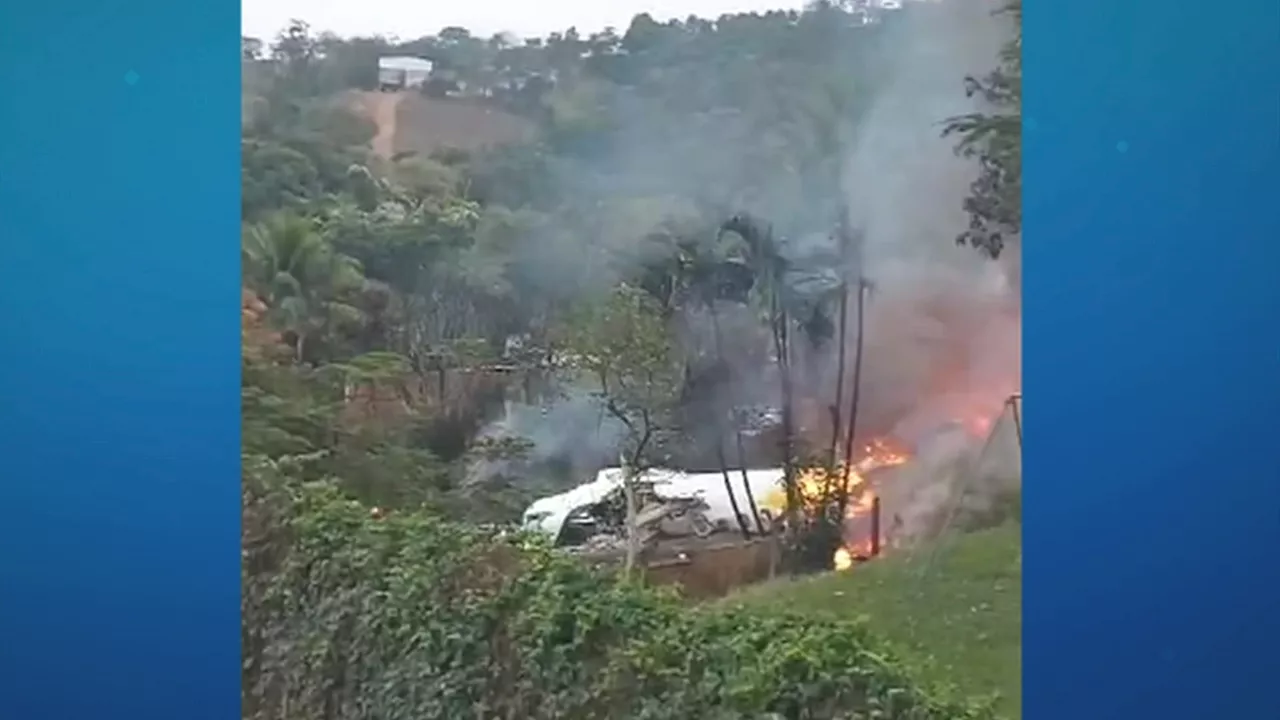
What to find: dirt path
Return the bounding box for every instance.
[356,91,404,159]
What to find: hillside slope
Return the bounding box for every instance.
[350,91,405,158]
[728,523,1022,718]
[349,90,535,160]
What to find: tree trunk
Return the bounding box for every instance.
[709,303,760,536]
[735,435,765,534]
[827,279,850,474]
[827,219,853,476]
[622,466,639,579]
[436,363,446,405]
[773,296,799,533]
[717,443,751,539]
[837,281,868,518]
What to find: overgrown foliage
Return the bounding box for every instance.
[555,285,683,464]
[243,462,996,720]
[942,0,1022,263]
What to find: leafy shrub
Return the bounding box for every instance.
[243,459,995,720]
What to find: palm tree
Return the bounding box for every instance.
[634,230,762,538]
[242,212,366,363]
[720,212,860,568]
[718,214,799,532]
[682,238,765,538]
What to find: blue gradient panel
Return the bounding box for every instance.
[1026,0,1280,718]
[0,0,1276,717]
[0,1,241,719]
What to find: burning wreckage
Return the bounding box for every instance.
[521,466,783,553]
[521,393,1022,570]
[520,446,910,566]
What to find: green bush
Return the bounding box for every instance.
[243,458,995,720]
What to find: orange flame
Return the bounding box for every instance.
[833,547,854,571]
[758,437,911,570]
[760,390,1017,572]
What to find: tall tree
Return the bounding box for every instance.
[555,285,683,576]
[943,0,1022,273]
[718,214,801,534]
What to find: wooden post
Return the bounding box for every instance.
[870,496,882,557]
[1008,393,1023,451]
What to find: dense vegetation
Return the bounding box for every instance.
[243,467,997,719]
[241,2,1021,718]
[732,523,1022,717]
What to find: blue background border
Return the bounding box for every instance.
[0,2,241,718]
[0,0,1276,718]
[1025,0,1280,717]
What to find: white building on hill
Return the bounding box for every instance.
[377,56,434,92]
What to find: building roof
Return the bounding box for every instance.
[378,56,433,72]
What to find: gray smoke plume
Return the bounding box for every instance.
[467,386,626,493]
[833,0,1020,541]
[478,0,1022,517]
[875,397,1021,547]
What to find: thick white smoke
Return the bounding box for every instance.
[834,0,1021,541]
[483,1,1023,517]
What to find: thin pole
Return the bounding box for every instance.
[838,280,869,515]
[827,220,852,473]
[870,495,882,557]
[1008,393,1023,450]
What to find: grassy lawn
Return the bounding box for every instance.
[726,523,1022,718]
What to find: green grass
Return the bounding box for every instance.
[726,523,1022,718]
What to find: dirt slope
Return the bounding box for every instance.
[350,91,405,159]
[350,91,535,160]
